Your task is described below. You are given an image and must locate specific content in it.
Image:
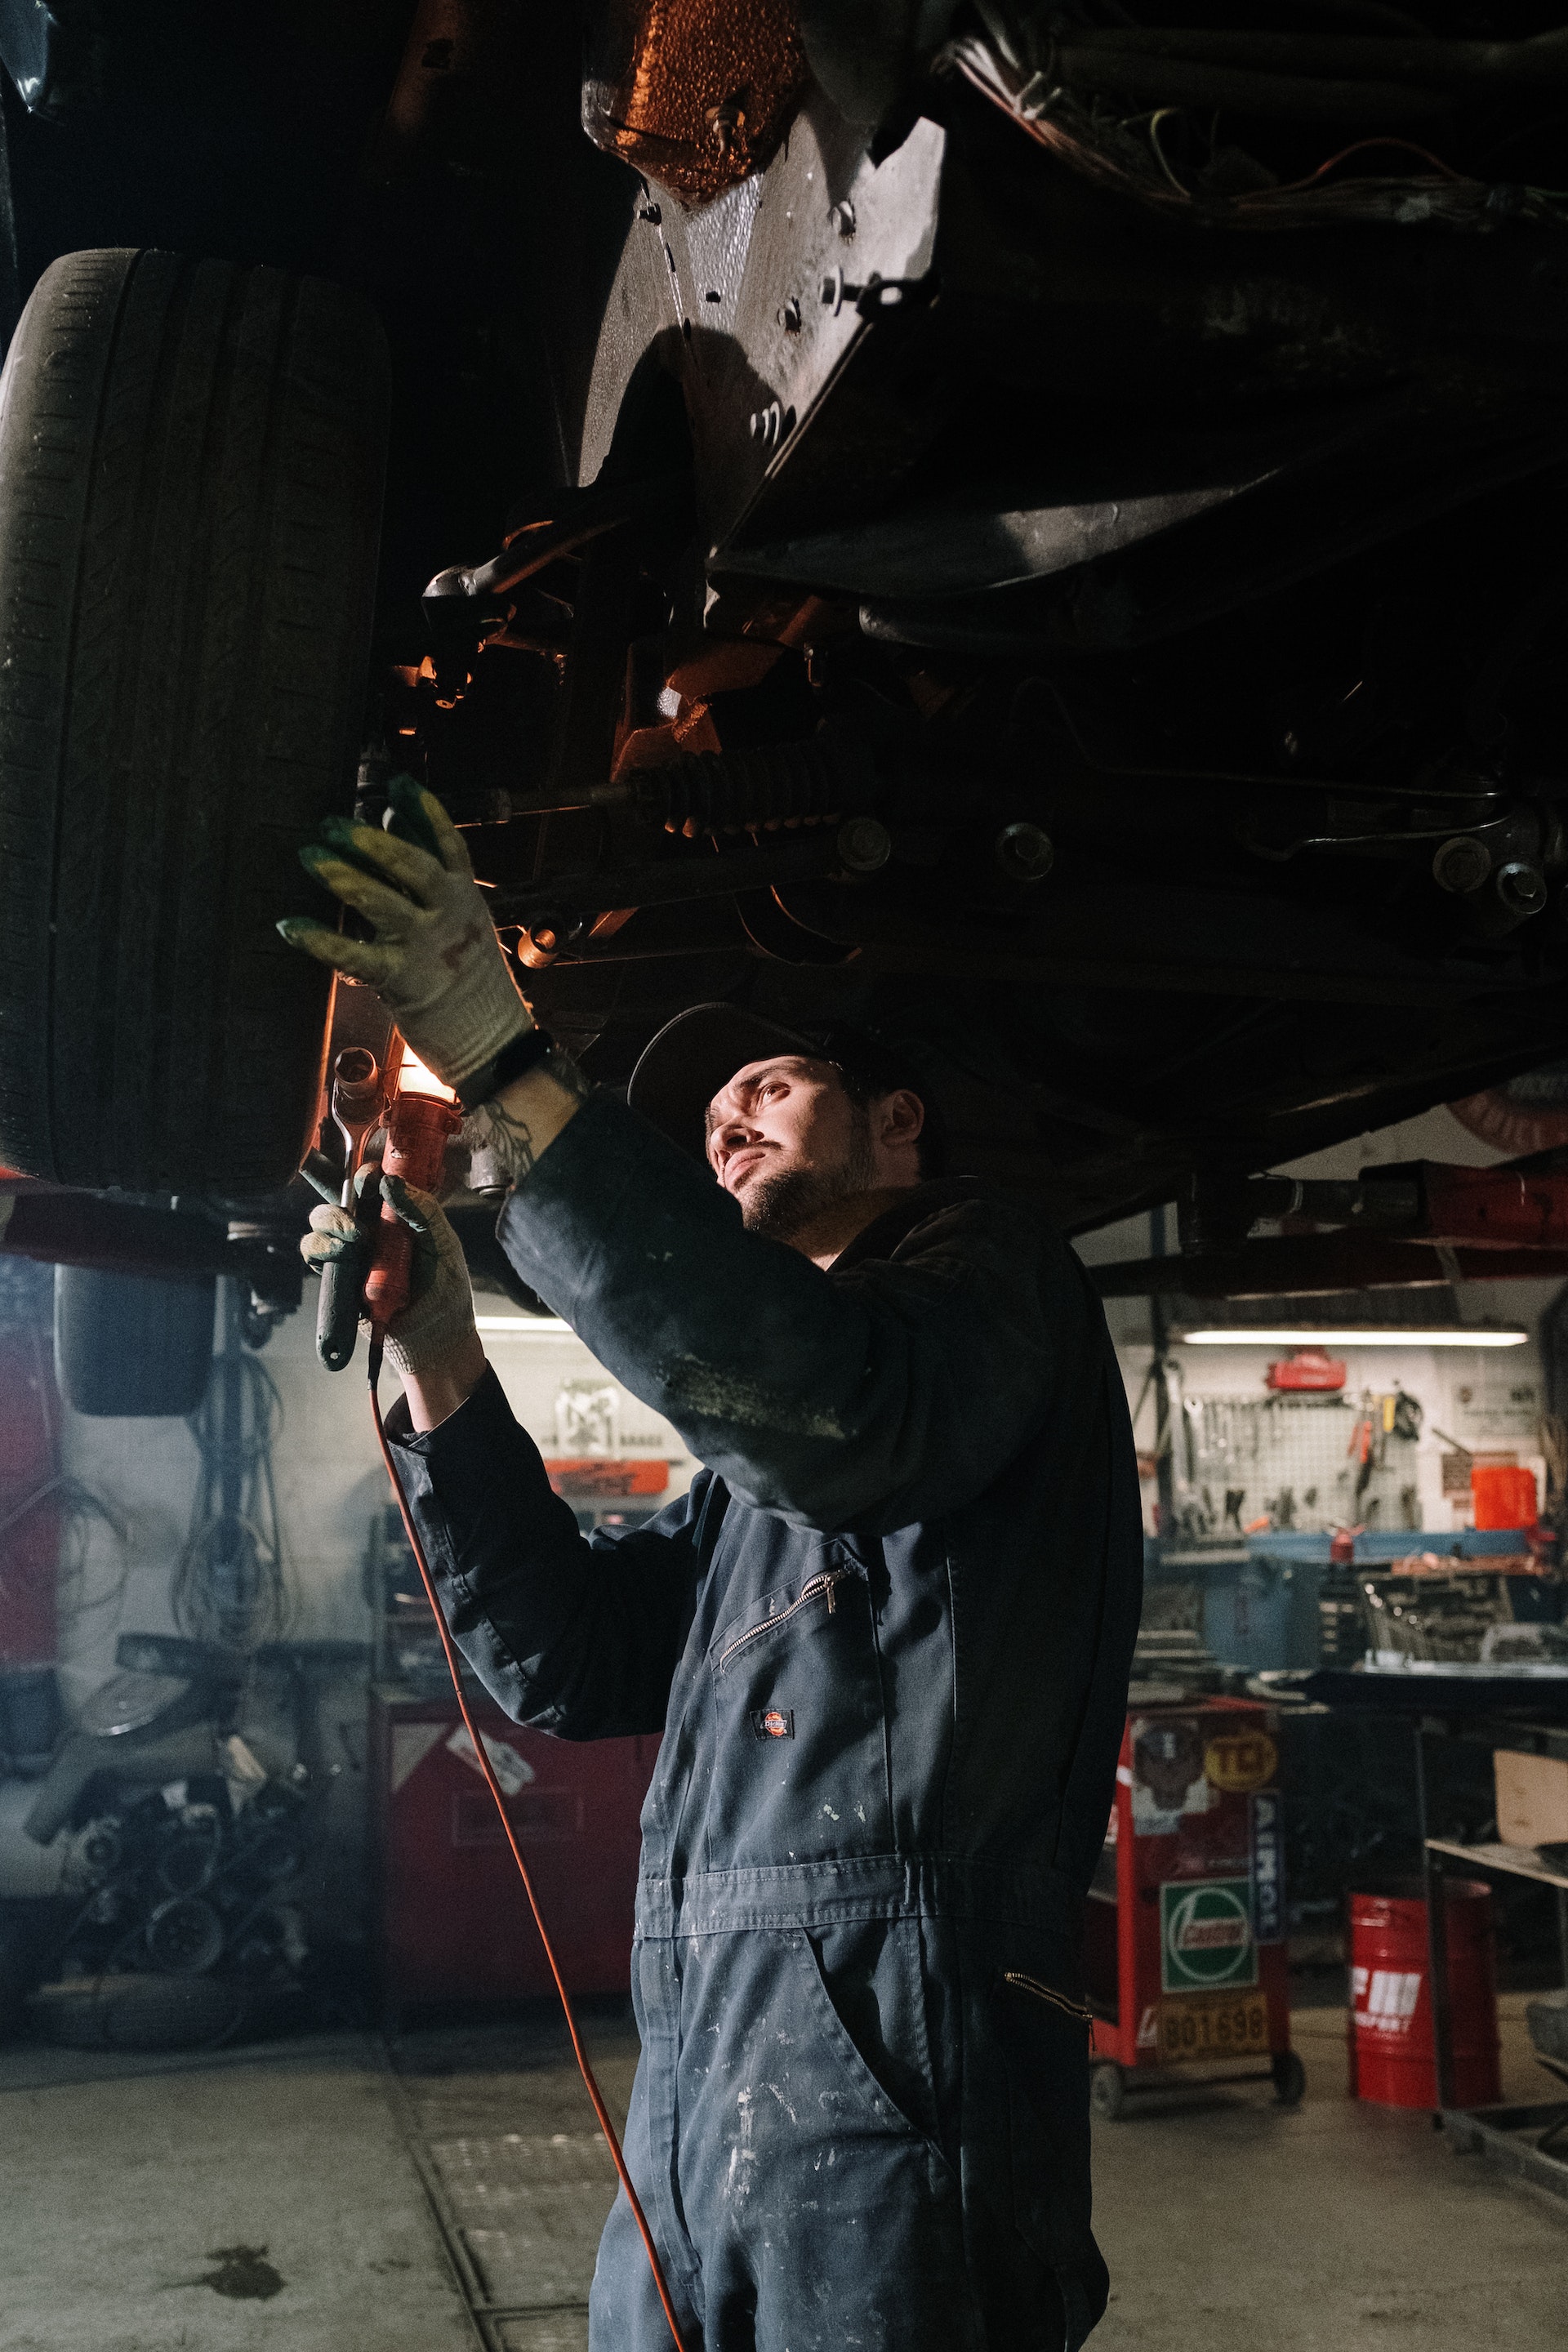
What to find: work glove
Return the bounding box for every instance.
[301,1169,477,1381]
[278,774,530,1093]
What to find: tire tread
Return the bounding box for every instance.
[0,248,388,1188]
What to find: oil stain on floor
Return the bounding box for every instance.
[199,2246,285,2300]
[0,2035,474,2351]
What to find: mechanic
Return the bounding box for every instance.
[281,781,1143,2352]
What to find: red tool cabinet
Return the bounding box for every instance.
[369,1683,658,2027]
[1084,1694,1302,2115]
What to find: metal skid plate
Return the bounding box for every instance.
[579,79,1568,646]
[581,95,947,555]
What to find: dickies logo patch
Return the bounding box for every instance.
[751,1707,794,1740]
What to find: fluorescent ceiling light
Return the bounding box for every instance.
[475,1315,572,1335]
[1180,1327,1528,1349]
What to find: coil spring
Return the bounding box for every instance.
[638,738,864,836]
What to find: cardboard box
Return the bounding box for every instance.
[1494,1748,1568,1848]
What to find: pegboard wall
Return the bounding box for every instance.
[1172,1391,1423,1539]
[1126,1338,1550,1541]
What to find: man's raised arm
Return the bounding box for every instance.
[490,1091,1079,1535]
[278,776,1078,1536]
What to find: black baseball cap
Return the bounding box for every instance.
[626,1002,945,1169]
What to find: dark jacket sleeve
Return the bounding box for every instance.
[495,1092,1074,1536]
[385,1365,703,1739]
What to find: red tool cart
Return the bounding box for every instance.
[369,1684,658,2029]
[1084,1693,1303,2117]
[367,1455,669,2029]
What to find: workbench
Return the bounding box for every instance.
[1145,1531,1548,1677]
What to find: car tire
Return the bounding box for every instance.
[0,247,389,1191]
[54,1264,214,1416]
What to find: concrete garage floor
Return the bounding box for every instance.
[1,1997,1562,2352]
[0,2034,480,2352]
[1093,1996,1567,2352]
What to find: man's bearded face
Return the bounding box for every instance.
[706,1057,877,1241]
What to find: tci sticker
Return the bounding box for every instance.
[1250,1792,1286,1946]
[1205,1731,1278,1794]
[1160,1878,1258,1993]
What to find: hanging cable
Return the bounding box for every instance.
[336,1046,687,2345]
[366,1334,690,2352]
[172,1278,292,1651]
[0,1472,131,1633]
[942,32,1568,228]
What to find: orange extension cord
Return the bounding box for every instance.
[368,1335,690,2352]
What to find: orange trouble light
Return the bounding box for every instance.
[394,1045,456,1102]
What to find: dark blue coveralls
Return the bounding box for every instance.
[386,1093,1143,2352]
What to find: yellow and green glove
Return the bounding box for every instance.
[301,1169,477,1380]
[278,774,530,1094]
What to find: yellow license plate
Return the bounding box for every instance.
[1158,1994,1270,2061]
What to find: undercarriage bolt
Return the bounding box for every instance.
[1432,835,1491,893]
[836,817,892,873]
[517,917,564,969]
[994,822,1054,882]
[706,98,742,154]
[1495,860,1548,918]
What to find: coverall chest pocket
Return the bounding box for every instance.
[702,1561,892,1867]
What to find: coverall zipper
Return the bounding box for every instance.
[717,1569,852,1672]
[1003,1971,1094,2026]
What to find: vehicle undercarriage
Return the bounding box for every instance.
[381,0,1568,1234]
[3,0,1568,1363]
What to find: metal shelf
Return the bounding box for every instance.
[1422,1743,1568,2198]
[1425,1838,1568,1895]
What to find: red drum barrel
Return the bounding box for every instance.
[1348,1881,1499,2109]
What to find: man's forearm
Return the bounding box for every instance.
[399,1053,591,1431]
[464,1049,592,1183]
[400,1327,489,1432]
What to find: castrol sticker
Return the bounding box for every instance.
[1160,1878,1258,1993]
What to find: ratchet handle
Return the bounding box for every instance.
[314,1043,387,1373]
[316,1235,369,1372]
[315,1174,381,1372]
[364,1093,461,1330]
